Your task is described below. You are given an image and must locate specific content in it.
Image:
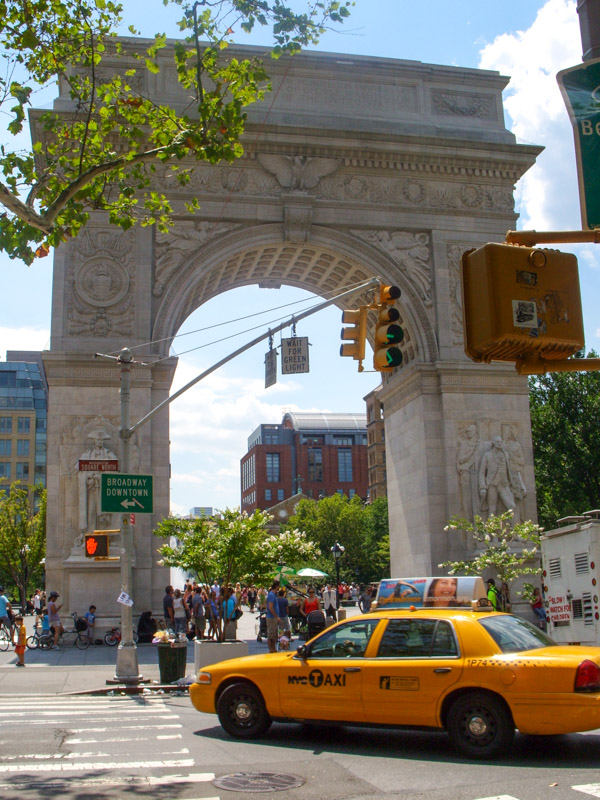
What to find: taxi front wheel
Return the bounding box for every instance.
[447,692,514,759]
[217,683,272,739]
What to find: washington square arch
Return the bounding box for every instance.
[39,40,541,619]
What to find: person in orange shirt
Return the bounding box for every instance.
[14,614,26,667]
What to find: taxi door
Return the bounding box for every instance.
[278,619,381,723]
[362,618,464,727]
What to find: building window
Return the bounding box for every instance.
[17,440,30,457]
[307,448,323,482]
[302,436,323,445]
[0,440,11,456]
[265,489,272,502]
[266,453,280,482]
[16,463,29,480]
[277,489,284,501]
[0,417,12,434]
[17,417,30,434]
[336,489,344,496]
[334,436,353,446]
[337,449,353,482]
[0,462,10,479]
[349,488,356,498]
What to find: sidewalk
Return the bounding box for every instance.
[0,607,360,695]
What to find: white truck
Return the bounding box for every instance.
[541,510,600,646]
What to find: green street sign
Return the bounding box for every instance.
[558,58,600,229]
[101,473,153,514]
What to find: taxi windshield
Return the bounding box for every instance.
[479,614,556,653]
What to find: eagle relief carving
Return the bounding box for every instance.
[257,154,341,190]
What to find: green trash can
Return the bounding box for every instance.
[157,642,187,683]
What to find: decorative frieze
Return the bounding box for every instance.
[431,89,497,120]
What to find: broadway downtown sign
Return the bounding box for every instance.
[101,473,154,513]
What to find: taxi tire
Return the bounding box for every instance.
[216,682,272,739]
[447,691,514,759]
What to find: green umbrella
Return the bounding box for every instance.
[269,566,300,585]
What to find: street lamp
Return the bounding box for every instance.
[331,542,345,596]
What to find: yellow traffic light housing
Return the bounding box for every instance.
[340,306,367,370]
[85,533,109,559]
[461,243,584,367]
[373,285,403,372]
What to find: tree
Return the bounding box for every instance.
[153,507,318,639]
[287,495,390,584]
[0,482,46,610]
[439,511,542,606]
[529,351,600,529]
[0,0,352,264]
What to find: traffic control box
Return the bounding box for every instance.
[461,243,584,365]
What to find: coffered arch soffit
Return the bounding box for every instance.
[151,224,438,365]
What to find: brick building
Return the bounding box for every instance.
[240,412,368,512]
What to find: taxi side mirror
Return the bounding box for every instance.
[295,644,308,659]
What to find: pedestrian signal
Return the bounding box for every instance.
[461,243,584,366]
[85,533,109,558]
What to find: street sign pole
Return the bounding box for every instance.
[114,348,141,684]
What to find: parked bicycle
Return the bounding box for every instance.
[104,626,138,646]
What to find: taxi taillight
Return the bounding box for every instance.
[574,660,600,692]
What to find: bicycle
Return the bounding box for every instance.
[26,628,53,650]
[104,626,138,646]
[52,612,90,650]
[0,627,11,652]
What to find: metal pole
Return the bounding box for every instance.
[114,348,141,684]
[577,0,600,62]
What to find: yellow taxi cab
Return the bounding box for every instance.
[190,580,600,759]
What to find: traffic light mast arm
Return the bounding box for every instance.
[506,229,600,245]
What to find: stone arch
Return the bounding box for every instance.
[151,224,438,365]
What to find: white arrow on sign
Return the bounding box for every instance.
[121,498,144,509]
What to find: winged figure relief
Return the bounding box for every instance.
[257,154,341,190]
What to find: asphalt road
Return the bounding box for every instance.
[2,691,600,800]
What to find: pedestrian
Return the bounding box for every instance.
[487,578,501,611]
[247,585,257,612]
[300,586,321,620]
[266,580,281,653]
[358,585,372,614]
[223,586,238,640]
[172,588,188,635]
[137,611,158,643]
[277,589,291,637]
[163,585,174,631]
[47,592,64,648]
[531,587,546,628]
[0,586,14,645]
[84,605,96,642]
[192,586,206,639]
[14,614,26,666]
[322,582,338,622]
[206,590,219,640]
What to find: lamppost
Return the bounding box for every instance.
[331,542,345,597]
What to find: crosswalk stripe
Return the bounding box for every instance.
[0,707,174,717]
[24,714,178,725]
[0,758,195,773]
[66,733,182,744]
[574,786,600,798]
[473,796,520,800]
[0,748,190,762]
[0,772,215,791]
[67,723,182,733]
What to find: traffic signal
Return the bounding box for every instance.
[461,243,584,367]
[85,533,109,558]
[340,306,367,369]
[373,285,403,372]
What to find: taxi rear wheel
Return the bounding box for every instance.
[217,683,272,739]
[447,692,514,759]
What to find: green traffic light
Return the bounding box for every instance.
[386,347,403,367]
[385,324,404,345]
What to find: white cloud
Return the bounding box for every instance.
[0,326,50,356]
[479,0,581,230]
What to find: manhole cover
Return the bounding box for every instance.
[213,772,305,792]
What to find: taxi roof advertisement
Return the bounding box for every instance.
[376,577,486,609]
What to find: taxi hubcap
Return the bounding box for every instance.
[467,714,489,738]
[234,701,253,721]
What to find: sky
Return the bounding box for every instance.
[2,0,598,515]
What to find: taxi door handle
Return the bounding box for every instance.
[344,667,361,673]
[433,668,452,674]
